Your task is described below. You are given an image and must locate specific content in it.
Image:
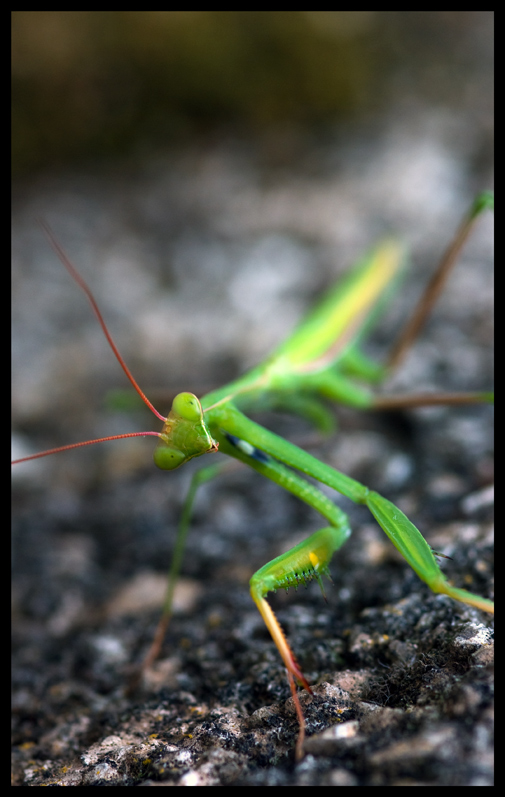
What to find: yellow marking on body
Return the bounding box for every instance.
[309,551,320,569]
[281,240,404,371]
[337,241,402,329]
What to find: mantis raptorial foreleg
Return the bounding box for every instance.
[214,403,494,613]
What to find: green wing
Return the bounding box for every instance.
[267,239,405,374]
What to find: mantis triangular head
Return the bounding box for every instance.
[153,392,219,470]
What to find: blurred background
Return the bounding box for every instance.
[12,12,494,786]
[12,10,494,470]
[12,11,493,178]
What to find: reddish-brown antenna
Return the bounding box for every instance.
[12,223,166,465]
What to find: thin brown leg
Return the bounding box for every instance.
[386,196,492,373]
[286,668,307,762]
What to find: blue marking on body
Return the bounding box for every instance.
[224,433,270,463]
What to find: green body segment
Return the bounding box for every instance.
[266,239,405,373]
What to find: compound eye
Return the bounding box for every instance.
[172,392,203,422]
[153,444,187,471]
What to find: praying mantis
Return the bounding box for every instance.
[12,192,493,763]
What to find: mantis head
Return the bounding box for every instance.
[153,392,219,470]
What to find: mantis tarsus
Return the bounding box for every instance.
[12,192,494,760]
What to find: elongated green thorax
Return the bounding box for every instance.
[154,392,219,470]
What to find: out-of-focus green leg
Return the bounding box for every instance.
[140,461,232,674]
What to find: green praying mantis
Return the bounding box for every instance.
[13,192,494,759]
